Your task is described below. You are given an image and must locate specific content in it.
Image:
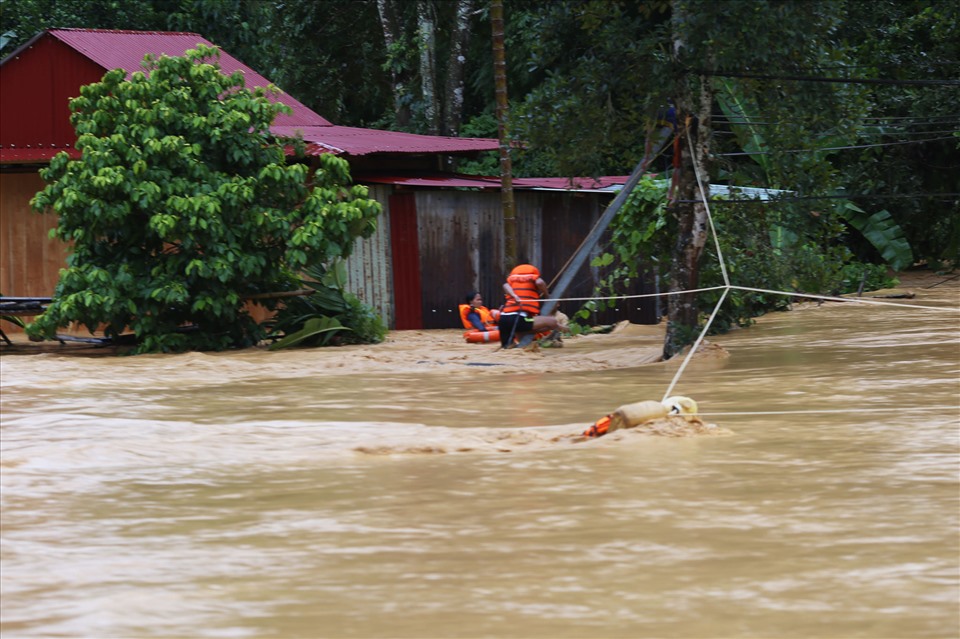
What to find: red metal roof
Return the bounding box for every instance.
[1,29,499,163]
[273,125,502,157]
[355,173,634,191]
[44,28,330,128]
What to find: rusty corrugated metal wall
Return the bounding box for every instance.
[346,185,654,332]
[414,189,508,329]
[342,184,394,329]
[399,188,660,329]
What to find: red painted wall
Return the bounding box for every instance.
[388,193,423,330]
[1,35,107,160]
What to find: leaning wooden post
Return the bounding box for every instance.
[538,124,675,319]
[491,0,516,270]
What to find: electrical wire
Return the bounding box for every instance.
[714,135,957,156]
[676,193,960,203]
[691,69,960,87]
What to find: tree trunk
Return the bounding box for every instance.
[417,0,439,135]
[664,0,714,359]
[376,0,412,127]
[491,0,516,269]
[442,0,473,138]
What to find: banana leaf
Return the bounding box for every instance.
[268,316,351,351]
[838,201,914,271]
[716,79,770,175]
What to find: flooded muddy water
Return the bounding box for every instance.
[2,274,958,638]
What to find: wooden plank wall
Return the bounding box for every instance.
[1,171,69,332]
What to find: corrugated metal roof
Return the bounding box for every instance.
[273,126,501,157]
[359,173,791,198]
[45,28,330,128]
[1,29,499,162]
[356,173,633,190]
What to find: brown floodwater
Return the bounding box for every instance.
[1,275,958,638]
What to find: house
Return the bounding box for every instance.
[1,28,659,335]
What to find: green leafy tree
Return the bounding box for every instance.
[510,0,922,357]
[27,45,381,353]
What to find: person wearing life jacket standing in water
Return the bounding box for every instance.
[498,264,563,348]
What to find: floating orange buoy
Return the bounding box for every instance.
[464,329,500,343]
[582,397,698,438]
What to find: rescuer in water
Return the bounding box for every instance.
[498,264,564,348]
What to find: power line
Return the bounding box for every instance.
[713,118,960,130]
[692,69,960,87]
[714,135,956,156]
[677,193,960,204]
[714,129,959,138]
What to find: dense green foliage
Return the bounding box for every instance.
[578,179,898,335]
[27,46,381,353]
[3,0,956,349]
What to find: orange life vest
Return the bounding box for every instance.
[502,264,541,315]
[583,414,612,438]
[459,304,498,330]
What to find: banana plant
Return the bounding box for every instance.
[715,79,913,269]
[268,316,351,351]
[837,200,914,271]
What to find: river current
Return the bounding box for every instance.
[1,275,958,638]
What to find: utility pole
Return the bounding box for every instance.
[491,0,516,269]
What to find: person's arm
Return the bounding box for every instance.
[467,309,487,332]
[503,282,522,304]
[535,278,549,298]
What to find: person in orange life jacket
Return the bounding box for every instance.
[498,264,563,348]
[459,291,498,332]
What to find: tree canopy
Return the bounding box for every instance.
[4,0,957,354]
[27,45,381,353]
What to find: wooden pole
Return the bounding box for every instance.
[491,0,516,269]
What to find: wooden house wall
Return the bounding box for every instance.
[0,170,69,303]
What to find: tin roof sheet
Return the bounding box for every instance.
[44,28,330,128]
[273,125,500,157]
[2,29,499,162]
[358,173,791,198]
[356,173,632,191]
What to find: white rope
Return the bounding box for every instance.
[699,406,959,417]
[662,287,729,402]
[536,286,958,312]
[732,285,959,312]
[533,129,957,417]
[536,286,727,304]
[688,132,730,287]
[659,129,956,406]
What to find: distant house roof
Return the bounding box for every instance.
[272,125,505,158]
[358,173,635,191]
[359,173,791,198]
[0,28,499,163]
